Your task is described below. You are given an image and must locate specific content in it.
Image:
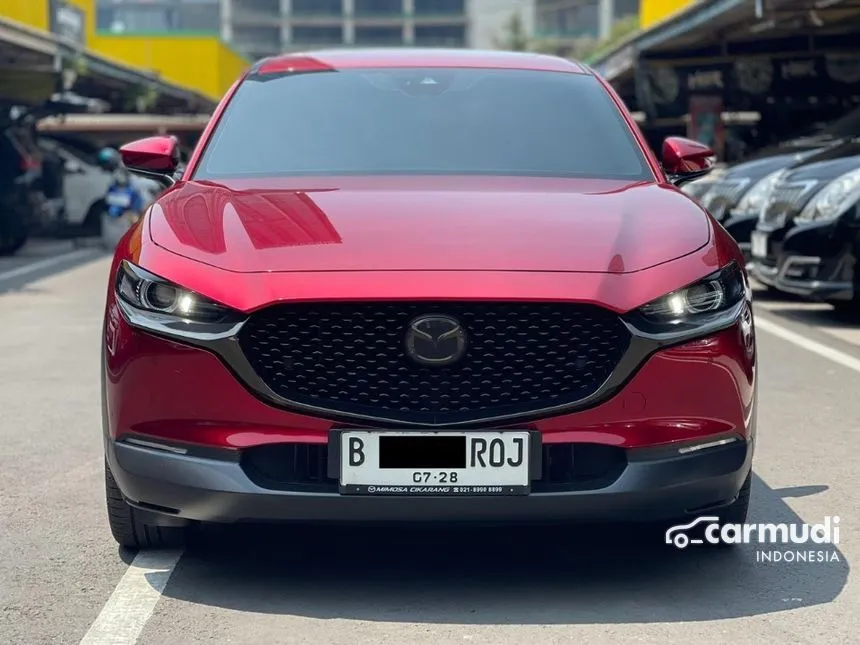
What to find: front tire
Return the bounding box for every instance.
[105,463,188,549]
[830,299,860,318]
[0,230,27,256]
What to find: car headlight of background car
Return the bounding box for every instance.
[115,261,244,340]
[629,262,748,338]
[797,167,860,223]
[733,169,785,217]
[681,178,715,199]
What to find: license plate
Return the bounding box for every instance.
[338,431,532,496]
[751,231,769,258]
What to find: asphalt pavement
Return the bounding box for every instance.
[0,240,857,645]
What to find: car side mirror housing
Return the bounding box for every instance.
[119,135,180,186]
[662,136,716,187]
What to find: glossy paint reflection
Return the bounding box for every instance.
[153,183,342,257]
[148,176,712,275]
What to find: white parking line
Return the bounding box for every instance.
[0,248,96,282]
[78,550,183,645]
[756,314,860,375]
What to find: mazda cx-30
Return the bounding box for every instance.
[101,50,756,548]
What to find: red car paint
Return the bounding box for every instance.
[105,50,754,485]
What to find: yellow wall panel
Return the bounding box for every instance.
[640,0,698,29]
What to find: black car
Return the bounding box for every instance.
[0,113,43,255]
[697,106,860,260]
[749,142,860,311]
[699,151,822,262]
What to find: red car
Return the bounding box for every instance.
[101,50,756,549]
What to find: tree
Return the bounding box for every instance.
[580,14,640,63]
[493,12,530,52]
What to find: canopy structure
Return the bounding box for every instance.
[589,0,860,160]
[0,16,217,114]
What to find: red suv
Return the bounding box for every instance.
[101,50,756,549]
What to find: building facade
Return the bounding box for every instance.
[469,0,535,50]
[94,0,477,59]
[93,0,540,58]
[535,0,638,41]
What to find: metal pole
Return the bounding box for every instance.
[599,0,615,41]
[48,0,63,94]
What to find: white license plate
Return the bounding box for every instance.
[751,231,769,258]
[338,431,532,496]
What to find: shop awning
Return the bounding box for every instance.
[590,0,860,83]
[0,16,217,113]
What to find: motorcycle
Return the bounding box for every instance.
[100,170,147,249]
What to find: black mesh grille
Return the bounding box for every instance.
[238,301,631,424]
[240,442,627,493]
[761,180,819,226]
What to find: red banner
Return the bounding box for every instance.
[687,95,725,159]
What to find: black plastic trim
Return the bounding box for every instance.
[106,437,753,524]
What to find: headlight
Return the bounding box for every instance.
[797,167,860,223]
[681,179,712,198]
[734,170,784,216]
[115,261,244,340]
[630,262,747,334]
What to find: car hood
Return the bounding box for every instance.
[148,176,711,274]
[785,154,860,182]
[722,151,820,182]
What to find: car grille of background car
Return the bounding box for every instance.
[760,180,820,225]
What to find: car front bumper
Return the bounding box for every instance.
[748,219,855,301]
[106,432,753,525]
[722,212,758,263]
[752,255,853,300]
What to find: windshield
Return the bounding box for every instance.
[194,67,651,181]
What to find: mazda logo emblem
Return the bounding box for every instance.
[404,314,467,366]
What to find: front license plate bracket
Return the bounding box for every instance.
[328,429,542,495]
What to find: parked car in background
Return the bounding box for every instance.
[35,136,112,234]
[0,112,44,255]
[33,136,163,239]
[0,94,105,254]
[680,163,726,200]
[696,105,860,260]
[699,150,824,261]
[749,142,860,312]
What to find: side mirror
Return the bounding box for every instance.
[662,136,716,187]
[119,135,180,187]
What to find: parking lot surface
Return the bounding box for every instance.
[0,242,857,645]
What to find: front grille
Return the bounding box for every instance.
[240,442,627,493]
[760,180,819,226]
[701,178,750,215]
[238,301,631,425]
